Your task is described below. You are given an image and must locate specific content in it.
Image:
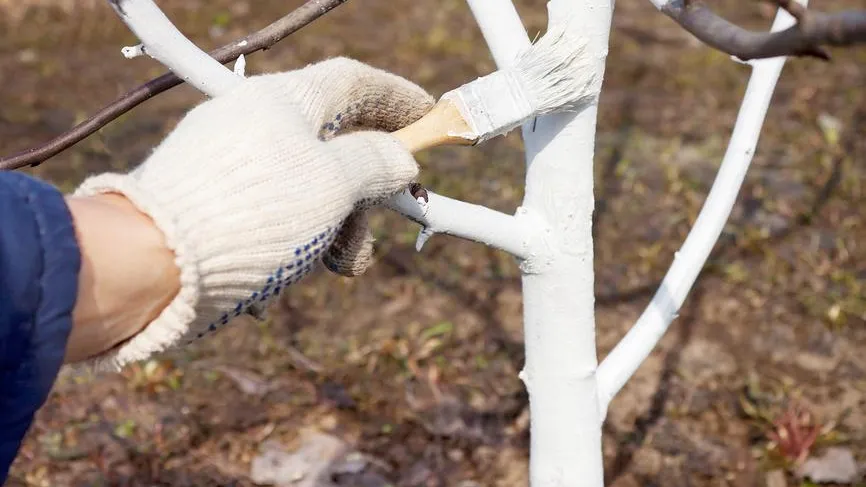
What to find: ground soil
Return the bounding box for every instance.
[1,0,865,486]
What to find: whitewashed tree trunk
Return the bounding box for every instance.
[107,0,803,485]
[465,1,612,483]
[518,1,612,484]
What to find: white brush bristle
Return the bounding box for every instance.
[514,18,599,115]
[441,16,600,142]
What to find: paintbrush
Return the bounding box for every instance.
[391,19,599,153]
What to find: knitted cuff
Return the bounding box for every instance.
[74,174,200,371]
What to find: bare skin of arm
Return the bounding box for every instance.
[64,194,180,363]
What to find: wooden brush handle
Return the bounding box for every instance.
[391,98,476,154]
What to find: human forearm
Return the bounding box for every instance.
[64,194,180,363]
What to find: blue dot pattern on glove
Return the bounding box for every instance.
[189,226,339,342]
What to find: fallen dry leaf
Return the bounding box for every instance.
[797,447,860,484]
[250,430,347,486]
[216,365,278,396]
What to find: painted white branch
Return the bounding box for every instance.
[465,0,531,67]
[107,0,240,97]
[385,189,535,259]
[402,0,539,257]
[595,5,803,412]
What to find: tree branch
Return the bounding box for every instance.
[661,0,866,61]
[0,0,348,171]
[596,4,800,412]
[464,0,531,67]
[385,188,535,260]
[109,0,241,96]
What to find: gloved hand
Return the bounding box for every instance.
[73,57,433,370]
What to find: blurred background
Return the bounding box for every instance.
[1,0,865,485]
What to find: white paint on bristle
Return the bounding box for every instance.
[442,15,598,142]
[441,71,533,141]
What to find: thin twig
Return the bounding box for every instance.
[0,0,348,171]
[662,0,866,61]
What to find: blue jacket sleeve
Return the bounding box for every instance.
[0,172,80,484]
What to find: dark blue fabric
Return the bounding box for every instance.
[0,172,80,484]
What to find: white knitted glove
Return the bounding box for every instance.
[73,58,434,370]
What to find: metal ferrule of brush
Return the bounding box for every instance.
[441,69,535,144]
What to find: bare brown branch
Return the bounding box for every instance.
[662,0,866,61]
[0,0,348,171]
